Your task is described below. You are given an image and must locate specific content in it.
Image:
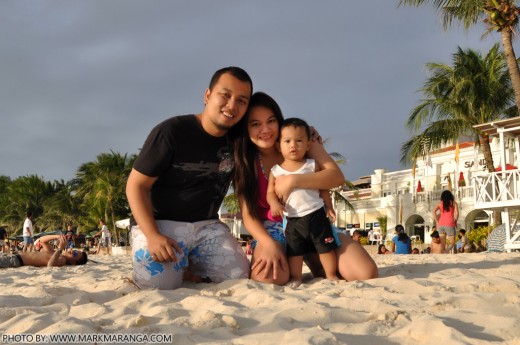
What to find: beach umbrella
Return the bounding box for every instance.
[416,180,423,192]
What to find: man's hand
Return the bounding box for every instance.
[147,232,183,263]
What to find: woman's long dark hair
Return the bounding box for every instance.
[440,190,454,212]
[233,92,284,220]
[398,232,409,243]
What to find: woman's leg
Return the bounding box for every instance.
[335,233,378,281]
[304,234,378,281]
[250,241,290,285]
[439,233,447,253]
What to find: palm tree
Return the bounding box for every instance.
[402,44,516,225]
[41,179,83,230]
[398,0,520,114]
[1,175,54,234]
[72,151,135,242]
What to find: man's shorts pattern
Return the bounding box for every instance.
[23,236,34,245]
[0,254,23,268]
[100,237,111,248]
[131,220,250,289]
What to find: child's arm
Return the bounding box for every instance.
[267,171,285,218]
[320,189,336,223]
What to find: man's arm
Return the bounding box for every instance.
[47,235,67,267]
[39,234,62,253]
[126,168,181,262]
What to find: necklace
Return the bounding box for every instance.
[258,153,269,180]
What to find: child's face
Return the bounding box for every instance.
[278,125,310,161]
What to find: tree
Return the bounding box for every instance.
[401,44,516,172]
[72,151,135,241]
[399,0,520,114]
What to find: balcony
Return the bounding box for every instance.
[473,170,520,210]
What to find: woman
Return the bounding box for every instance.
[233,92,378,285]
[432,190,459,254]
[391,227,411,254]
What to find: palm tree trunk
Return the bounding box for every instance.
[481,135,503,225]
[502,30,520,114]
[481,135,495,172]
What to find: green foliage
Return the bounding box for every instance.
[359,236,369,246]
[0,151,136,238]
[467,226,490,244]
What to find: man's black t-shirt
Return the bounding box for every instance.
[133,115,234,222]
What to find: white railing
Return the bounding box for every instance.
[473,170,520,209]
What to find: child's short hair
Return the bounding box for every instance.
[281,117,311,139]
[431,230,440,238]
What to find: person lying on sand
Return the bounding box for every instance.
[0,234,88,268]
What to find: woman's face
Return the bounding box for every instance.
[247,106,279,150]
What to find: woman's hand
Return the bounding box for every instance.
[273,174,296,203]
[251,239,287,280]
[146,232,182,263]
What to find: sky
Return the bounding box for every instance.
[0,1,509,183]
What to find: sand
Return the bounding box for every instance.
[1,251,520,345]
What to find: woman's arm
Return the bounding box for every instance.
[274,141,344,201]
[432,204,440,224]
[266,171,285,218]
[454,201,459,222]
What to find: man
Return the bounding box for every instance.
[93,219,111,255]
[0,234,88,268]
[126,67,252,289]
[22,212,34,252]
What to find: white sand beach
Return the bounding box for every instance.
[1,251,520,345]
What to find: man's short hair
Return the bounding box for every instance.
[77,252,88,265]
[208,67,253,96]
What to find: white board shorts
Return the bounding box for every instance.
[131,219,250,289]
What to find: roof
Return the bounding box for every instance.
[431,141,474,154]
[473,117,520,137]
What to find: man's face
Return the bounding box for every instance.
[203,73,251,135]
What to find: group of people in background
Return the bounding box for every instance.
[375,190,472,255]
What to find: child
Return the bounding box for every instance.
[430,230,443,254]
[266,118,338,283]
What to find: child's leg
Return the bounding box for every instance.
[319,250,338,280]
[288,255,304,282]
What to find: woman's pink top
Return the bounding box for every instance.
[438,202,456,227]
[256,157,282,223]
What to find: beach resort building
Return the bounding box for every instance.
[339,118,520,250]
